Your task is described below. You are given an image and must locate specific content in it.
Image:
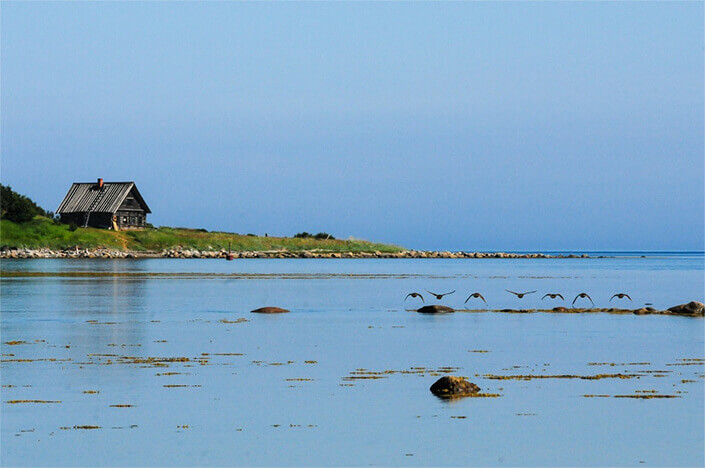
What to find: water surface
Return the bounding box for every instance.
[2,256,703,466]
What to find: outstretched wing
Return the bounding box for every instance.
[525,291,537,295]
[441,290,456,297]
[624,294,631,301]
[506,289,519,296]
[585,293,594,305]
[426,289,438,296]
[572,295,580,306]
[406,293,424,303]
[556,294,564,300]
[610,294,617,302]
[542,294,550,300]
[465,293,487,304]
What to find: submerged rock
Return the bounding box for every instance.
[251,307,290,314]
[667,301,705,317]
[417,305,454,314]
[430,376,480,399]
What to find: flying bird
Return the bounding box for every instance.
[542,293,564,300]
[506,290,537,299]
[464,293,487,305]
[610,293,632,302]
[426,290,455,300]
[572,293,594,307]
[405,292,424,303]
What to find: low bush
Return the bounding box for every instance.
[295,232,335,240]
[0,185,48,223]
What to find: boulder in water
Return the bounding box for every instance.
[667,301,704,317]
[417,305,454,314]
[251,307,290,314]
[430,376,480,399]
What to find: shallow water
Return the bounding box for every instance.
[1,256,704,466]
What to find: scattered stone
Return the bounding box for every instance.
[0,248,598,259]
[251,307,290,314]
[417,305,454,314]
[667,302,704,317]
[429,376,480,399]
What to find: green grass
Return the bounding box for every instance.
[0,217,404,253]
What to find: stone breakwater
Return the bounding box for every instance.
[0,248,599,260]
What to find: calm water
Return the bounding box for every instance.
[1,256,704,466]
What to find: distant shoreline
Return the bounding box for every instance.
[1,247,609,259]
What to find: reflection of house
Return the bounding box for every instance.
[57,178,151,229]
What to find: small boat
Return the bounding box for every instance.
[226,242,234,261]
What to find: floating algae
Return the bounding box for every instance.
[2,358,71,363]
[588,362,651,366]
[342,366,465,382]
[6,400,61,404]
[614,394,680,399]
[219,318,249,324]
[483,373,643,381]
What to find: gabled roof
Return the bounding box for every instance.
[56,182,151,214]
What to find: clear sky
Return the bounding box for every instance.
[1,2,703,251]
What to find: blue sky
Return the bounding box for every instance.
[1,2,703,251]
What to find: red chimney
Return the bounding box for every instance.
[97,178,104,189]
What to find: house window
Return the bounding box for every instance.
[122,216,127,224]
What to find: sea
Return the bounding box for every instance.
[1,253,703,466]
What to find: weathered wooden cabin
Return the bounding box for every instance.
[57,179,151,229]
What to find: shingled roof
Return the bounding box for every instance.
[56,182,151,214]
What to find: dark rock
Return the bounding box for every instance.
[430,376,480,399]
[633,308,651,315]
[667,301,705,317]
[251,307,290,314]
[645,307,657,312]
[417,305,454,314]
[553,307,568,312]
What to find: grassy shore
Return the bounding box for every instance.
[0,217,403,253]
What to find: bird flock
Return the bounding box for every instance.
[405,290,632,308]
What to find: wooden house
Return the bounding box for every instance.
[57,179,151,229]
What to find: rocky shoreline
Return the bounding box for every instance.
[0,247,602,260]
